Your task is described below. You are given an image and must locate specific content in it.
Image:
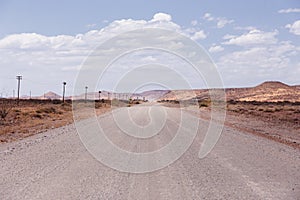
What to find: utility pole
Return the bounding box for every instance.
[16,75,22,102]
[98,91,101,101]
[30,91,31,100]
[85,86,88,102]
[62,82,66,103]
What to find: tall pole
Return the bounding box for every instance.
[62,82,66,103]
[85,86,88,102]
[98,91,101,101]
[30,91,31,100]
[16,75,22,102]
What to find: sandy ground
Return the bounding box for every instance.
[0,100,111,143]
[164,101,300,149]
[0,105,299,199]
[223,101,299,149]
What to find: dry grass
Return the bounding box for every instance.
[227,100,300,125]
[0,99,111,143]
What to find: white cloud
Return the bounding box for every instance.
[203,13,214,21]
[219,41,299,68]
[151,13,172,22]
[223,29,278,46]
[1,11,299,92]
[203,13,233,28]
[216,38,300,86]
[191,20,198,26]
[0,33,77,50]
[140,55,157,62]
[278,8,300,14]
[285,20,300,35]
[191,30,207,40]
[209,45,224,53]
[216,18,234,28]
[234,26,256,31]
[0,12,209,94]
[86,24,97,29]
[223,34,236,40]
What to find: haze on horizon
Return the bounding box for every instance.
[0,0,299,97]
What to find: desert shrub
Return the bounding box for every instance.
[31,113,43,119]
[61,103,72,111]
[22,112,30,116]
[52,99,62,104]
[0,100,16,122]
[199,103,209,107]
[172,100,180,104]
[61,102,70,107]
[199,100,211,108]
[36,107,56,114]
[228,100,237,104]
[287,107,296,111]
[264,108,275,113]
[95,103,102,109]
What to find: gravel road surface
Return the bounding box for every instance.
[0,106,299,199]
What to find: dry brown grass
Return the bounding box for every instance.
[227,100,300,125]
[0,99,111,143]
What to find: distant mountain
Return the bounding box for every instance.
[37,91,61,100]
[226,81,300,102]
[157,81,300,102]
[33,81,300,102]
[256,81,290,89]
[156,89,209,101]
[139,90,170,101]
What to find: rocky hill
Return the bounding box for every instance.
[158,81,300,102]
[226,81,300,102]
[38,91,61,100]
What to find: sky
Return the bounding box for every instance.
[0,0,299,97]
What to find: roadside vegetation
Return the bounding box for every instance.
[0,99,112,143]
[0,97,149,143]
[227,100,300,125]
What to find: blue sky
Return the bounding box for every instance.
[0,0,299,96]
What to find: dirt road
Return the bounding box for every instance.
[0,106,299,199]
